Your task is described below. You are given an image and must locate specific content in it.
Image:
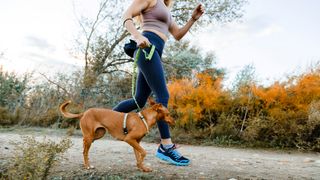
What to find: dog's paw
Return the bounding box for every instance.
[84,165,95,170]
[142,166,152,172]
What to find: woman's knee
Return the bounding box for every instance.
[156,93,169,107]
[135,97,148,108]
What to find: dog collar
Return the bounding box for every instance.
[138,112,149,133]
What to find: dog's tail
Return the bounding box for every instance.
[59,101,84,119]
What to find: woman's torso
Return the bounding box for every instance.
[141,0,172,41]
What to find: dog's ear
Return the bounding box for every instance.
[152,103,162,112]
[148,97,156,106]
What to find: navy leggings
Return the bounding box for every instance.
[113,31,170,139]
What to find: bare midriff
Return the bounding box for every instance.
[143,28,168,42]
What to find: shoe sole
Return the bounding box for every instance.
[155,152,190,166]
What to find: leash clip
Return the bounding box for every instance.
[123,127,128,135]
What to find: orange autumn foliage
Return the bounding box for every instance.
[251,70,320,120]
[288,72,320,109]
[169,70,320,125]
[252,82,287,108]
[243,70,320,148]
[168,67,320,150]
[168,73,230,126]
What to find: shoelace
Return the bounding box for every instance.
[167,146,182,159]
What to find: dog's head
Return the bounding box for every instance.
[148,98,175,126]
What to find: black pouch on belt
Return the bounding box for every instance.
[123,39,137,58]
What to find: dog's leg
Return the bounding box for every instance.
[83,136,94,169]
[133,139,142,164]
[133,148,141,165]
[125,138,152,172]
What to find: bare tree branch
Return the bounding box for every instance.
[103,30,130,61]
[39,72,72,97]
[83,0,108,69]
[74,0,247,87]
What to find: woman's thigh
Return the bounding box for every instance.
[137,50,169,105]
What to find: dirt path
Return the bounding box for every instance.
[0,128,319,179]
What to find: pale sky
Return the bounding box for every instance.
[1,0,320,85]
[197,0,320,85]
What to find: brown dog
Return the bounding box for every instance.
[59,99,175,172]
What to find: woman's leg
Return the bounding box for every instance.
[137,49,171,139]
[113,70,152,113]
[137,48,190,165]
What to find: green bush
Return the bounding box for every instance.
[4,136,72,179]
[0,67,28,125]
[0,107,20,126]
[0,67,27,108]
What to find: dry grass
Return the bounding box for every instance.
[3,136,72,179]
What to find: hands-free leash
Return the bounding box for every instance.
[132,45,156,111]
[123,44,155,135]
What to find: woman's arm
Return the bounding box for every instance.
[123,0,152,48]
[169,4,205,41]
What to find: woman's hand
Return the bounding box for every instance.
[169,4,205,41]
[191,4,205,21]
[134,34,151,48]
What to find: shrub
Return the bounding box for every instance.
[242,68,320,148]
[0,107,20,126]
[168,64,320,150]
[0,67,29,125]
[168,73,231,127]
[294,100,320,151]
[4,136,72,179]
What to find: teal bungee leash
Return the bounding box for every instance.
[132,45,156,111]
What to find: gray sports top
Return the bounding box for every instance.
[141,0,173,36]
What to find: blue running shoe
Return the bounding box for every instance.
[155,144,190,166]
